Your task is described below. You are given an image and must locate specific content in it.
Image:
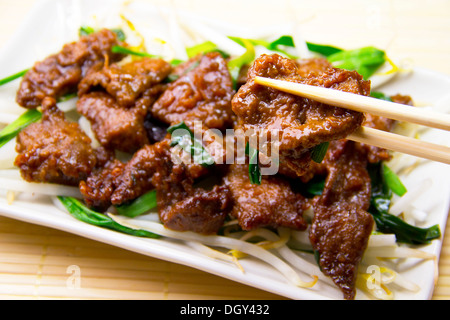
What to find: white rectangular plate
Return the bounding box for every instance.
[0,0,449,300]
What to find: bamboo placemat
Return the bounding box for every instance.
[0,0,449,300]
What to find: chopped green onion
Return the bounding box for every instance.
[58,196,160,238]
[115,190,157,218]
[79,25,95,37]
[370,91,392,101]
[0,69,29,86]
[79,26,126,41]
[111,45,159,58]
[311,142,329,163]
[382,164,407,196]
[370,209,441,245]
[227,38,256,89]
[327,46,386,80]
[245,142,261,185]
[367,162,440,245]
[186,41,229,59]
[306,42,343,57]
[110,28,126,41]
[167,121,215,168]
[0,109,42,149]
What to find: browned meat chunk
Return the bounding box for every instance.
[151,52,235,129]
[360,94,413,163]
[308,140,374,300]
[110,138,208,206]
[78,57,172,108]
[77,92,150,153]
[223,164,308,231]
[79,158,125,211]
[232,54,368,177]
[16,29,124,109]
[14,97,96,186]
[295,57,334,77]
[155,163,231,235]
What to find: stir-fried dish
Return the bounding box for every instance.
[0,27,442,300]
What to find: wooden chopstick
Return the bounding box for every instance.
[348,127,450,165]
[254,76,450,165]
[254,76,450,131]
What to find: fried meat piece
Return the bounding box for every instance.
[14,97,96,186]
[151,52,235,129]
[77,92,150,153]
[155,163,231,235]
[78,57,172,108]
[223,164,308,231]
[82,138,228,234]
[109,138,208,206]
[359,94,413,163]
[16,29,124,109]
[79,157,125,212]
[232,54,368,177]
[308,140,374,300]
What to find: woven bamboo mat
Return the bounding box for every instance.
[0,214,449,300]
[1,0,450,300]
[0,215,286,300]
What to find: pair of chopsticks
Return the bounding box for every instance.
[254,76,450,165]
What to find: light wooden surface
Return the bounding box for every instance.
[0,0,449,300]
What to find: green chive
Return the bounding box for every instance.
[0,69,29,86]
[58,196,160,238]
[327,46,386,80]
[0,109,42,149]
[311,142,329,163]
[115,190,158,218]
[168,121,215,168]
[111,45,159,58]
[245,142,261,185]
[367,162,440,245]
[306,42,343,57]
[382,164,407,197]
[227,38,256,89]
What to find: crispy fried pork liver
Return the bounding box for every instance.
[14,97,96,186]
[232,54,368,177]
[223,164,308,231]
[308,140,374,300]
[16,29,124,109]
[151,52,235,129]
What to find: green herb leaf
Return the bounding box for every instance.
[0,109,42,149]
[0,69,29,86]
[111,45,159,58]
[306,42,343,57]
[58,196,160,238]
[110,28,126,41]
[79,26,126,41]
[245,142,261,185]
[227,38,256,89]
[327,46,386,80]
[79,26,95,37]
[311,142,329,163]
[115,190,157,218]
[382,164,407,196]
[367,162,440,244]
[168,121,215,168]
[186,41,230,59]
[370,91,392,101]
